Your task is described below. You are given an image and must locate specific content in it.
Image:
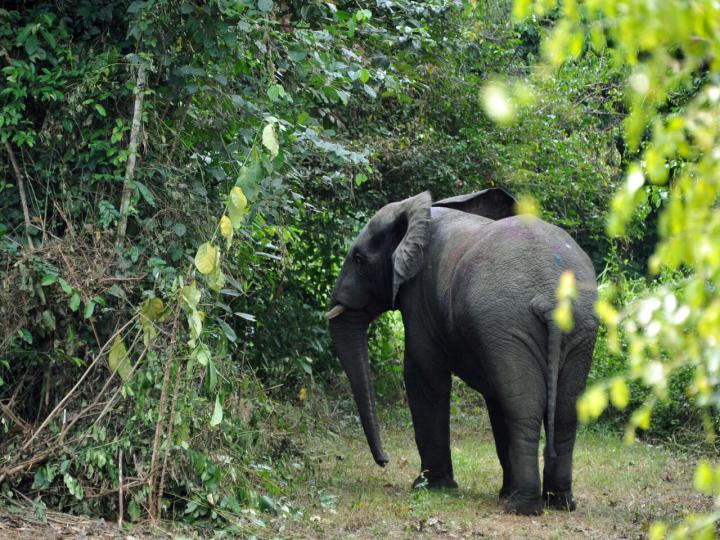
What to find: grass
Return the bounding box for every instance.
[0,390,714,539]
[273,393,713,539]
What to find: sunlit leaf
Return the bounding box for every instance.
[262,122,279,157]
[194,242,218,275]
[610,377,630,409]
[219,215,233,247]
[108,336,132,381]
[228,187,248,228]
[181,283,201,309]
[210,394,223,426]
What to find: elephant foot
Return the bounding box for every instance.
[504,494,544,516]
[544,491,576,511]
[412,473,458,490]
[498,486,511,500]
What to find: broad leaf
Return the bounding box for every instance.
[194,242,218,275]
[262,122,279,157]
[219,215,233,247]
[108,336,132,381]
[210,394,223,426]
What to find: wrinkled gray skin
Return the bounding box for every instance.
[327,190,598,516]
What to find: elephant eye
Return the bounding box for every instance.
[353,252,366,265]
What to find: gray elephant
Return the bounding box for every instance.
[326,189,598,515]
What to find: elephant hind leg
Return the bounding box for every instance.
[485,397,512,499]
[503,414,544,515]
[543,332,595,511]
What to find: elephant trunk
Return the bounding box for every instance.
[328,313,389,467]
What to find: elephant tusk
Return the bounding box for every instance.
[325,304,347,320]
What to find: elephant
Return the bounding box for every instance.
[326,189,598,516]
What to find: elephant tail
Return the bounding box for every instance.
[531,295,561,468]
[544,319,561,467]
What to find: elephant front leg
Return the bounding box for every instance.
[404,360,456,490]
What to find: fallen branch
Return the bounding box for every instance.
[0,402,30,434]
[0,448,54,482]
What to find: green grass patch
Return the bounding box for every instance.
[277,400,713,539]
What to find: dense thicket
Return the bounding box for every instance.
[0,0,681,526]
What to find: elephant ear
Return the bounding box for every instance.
[433,188,516,220]
[391,191,432,306]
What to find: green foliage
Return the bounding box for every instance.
[1,0,712,533]
[0,0,478,525]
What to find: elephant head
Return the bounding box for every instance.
[325,191,432,466]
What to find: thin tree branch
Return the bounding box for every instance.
[116,61,147,250]
[118,449,124,528]
[15,315,138,455]
[4,141,35,249]
[147,296,182,523]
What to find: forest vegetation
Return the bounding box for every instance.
[1,0,719,538]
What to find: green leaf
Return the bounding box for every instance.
[182,283,201,309]
[267,84,284,101]
[218,319,237,343]
[194,242,218,275]
[108,336,132,381]
[63,473,84,500]
[358,68,370,84]
[41,274,57,286]
[259,495,278,514]
[228,187,248,228]
[58,278,72,295]
[69,292,81,312]
[210,394,223,426]
[208,360,218,392]
[83,300,95,320]
[194,343,211,367]
[93,103,107,117]
[262,123,279,158]
[207,265,226,292]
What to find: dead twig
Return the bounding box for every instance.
[0,402,31,434]
[14,315,138,456]
[4,141,35,249]
[0,448,54,481]
[118,449,124,528]
[57,329,144,444]
[147,296,183,522]
[156,350,185,518]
